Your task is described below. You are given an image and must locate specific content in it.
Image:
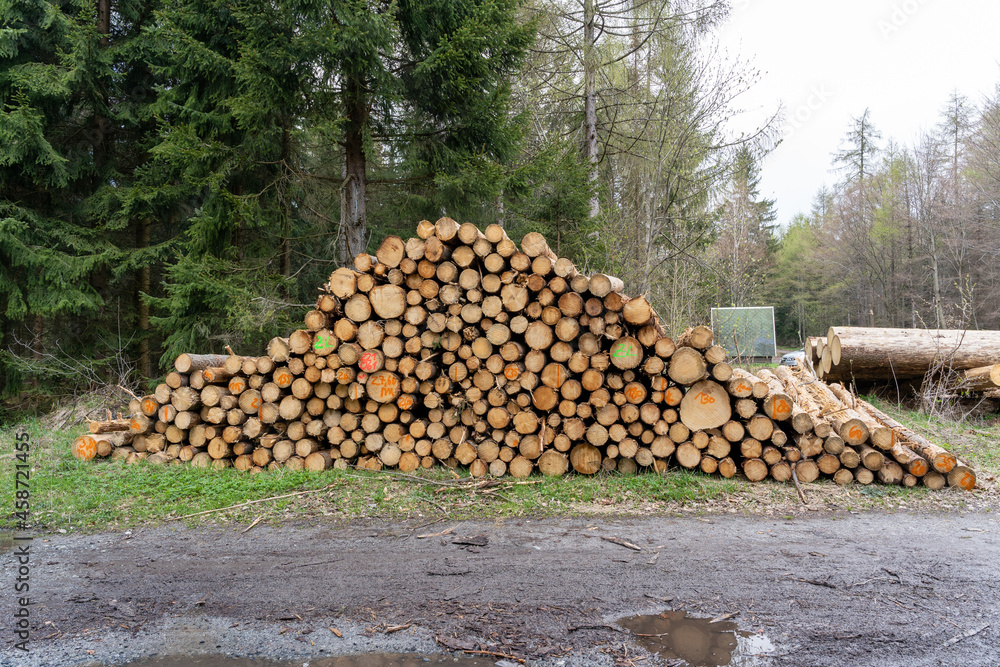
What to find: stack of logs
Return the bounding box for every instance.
[73,219,976,491]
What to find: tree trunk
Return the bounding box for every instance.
[339,79,368,265]
[582,0,599,218]
[137,217,152,378]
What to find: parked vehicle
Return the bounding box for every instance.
[779,349,805,366]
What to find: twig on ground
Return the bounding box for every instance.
[461,650,525,663]
[568,624,629,633]
[791,467,809,505]
[942,623,989,647]
[417,526,458,539]
[241,515,263,533]
[172,484,335,520]
[601,536,643,551]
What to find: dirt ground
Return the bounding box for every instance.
[3,510,999,666]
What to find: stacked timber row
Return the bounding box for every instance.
[808,326,1000,390]
[777,363,976,490]
[75,219,976,490]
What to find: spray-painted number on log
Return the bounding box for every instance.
[398,395,415,410]
[736,382,751,394]
[313,335,335,351]
[625,386,644,402]
[773,399,790,417]
[694,391,716,405]
[359,352,379,372]
[611,343,636,358]
[370,374,399,399]
[848,426,864,441]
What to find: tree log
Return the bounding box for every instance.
[826,326,1000,380]
[678,380,732,431]
[855,399,957,473]
[174,353,229,373]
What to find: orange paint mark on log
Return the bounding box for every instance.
[142,399,157,414]
[737,382,751,394]
[370,373,399,399]
[694,391,715,405]
[625,386,644,402]
[848,426,863,441]
[504,365,520,380]
[131,419,141,431]
[73,436,97,461]
[936,455,956,473]
[955,471,975,490]
[397,395,415,410]
[773,399,790,418]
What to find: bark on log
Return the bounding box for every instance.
[855,399,957,474]
[174,353,229,373]
[955,364,1000,391]
[826,326,1000,380]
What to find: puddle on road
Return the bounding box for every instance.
[617,611,774,666]
[119,653,496,667]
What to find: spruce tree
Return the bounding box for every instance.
[0,0,117,394]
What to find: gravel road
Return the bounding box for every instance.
[2,510,998,666]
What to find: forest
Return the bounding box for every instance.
[2,0,1000,405]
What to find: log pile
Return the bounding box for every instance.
[76,219,976,491]
[809,326,1000,388]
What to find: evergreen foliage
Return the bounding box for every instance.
[1,0,795,404]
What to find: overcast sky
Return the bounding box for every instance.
[712,0,1000,228]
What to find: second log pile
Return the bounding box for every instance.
[90,219,975,491]
[808,327,1000,394]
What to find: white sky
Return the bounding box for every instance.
[712,0,1000,228]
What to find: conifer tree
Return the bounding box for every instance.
[0,0,120,393]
